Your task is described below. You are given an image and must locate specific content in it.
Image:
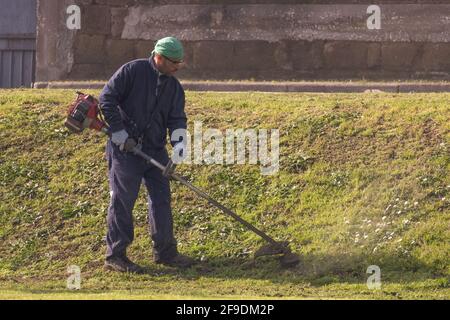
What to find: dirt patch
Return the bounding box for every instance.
[315,135,376,165]
[421,118,444,147]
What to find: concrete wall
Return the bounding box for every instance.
[36,1,450,82]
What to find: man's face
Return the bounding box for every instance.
[154,54,184,76]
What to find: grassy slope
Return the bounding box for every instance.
[0,89,448,300]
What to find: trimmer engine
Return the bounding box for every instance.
[64,91,107,133]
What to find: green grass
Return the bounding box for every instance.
[0,89,449,300]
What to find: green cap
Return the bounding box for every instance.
[152,37,184,61]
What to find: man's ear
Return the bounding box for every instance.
[154,54,162,64]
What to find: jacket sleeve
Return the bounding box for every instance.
[167,82,187,147]
[99,64,134,133]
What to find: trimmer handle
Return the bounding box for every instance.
[162,159,177,177]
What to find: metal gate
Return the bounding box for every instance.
[0,0,36,88]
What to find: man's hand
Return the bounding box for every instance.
[111,129,129,151]
[171,142,187,164]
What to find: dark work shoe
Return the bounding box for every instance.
[155,253,196,269]
[104,256,145,274]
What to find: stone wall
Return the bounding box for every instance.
[36,1,450,81]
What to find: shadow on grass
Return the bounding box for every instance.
[128,250,440,288]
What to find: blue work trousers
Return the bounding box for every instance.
[105,141,177,261]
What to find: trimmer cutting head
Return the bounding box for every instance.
[254,241,300,268]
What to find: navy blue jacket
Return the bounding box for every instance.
[99,57,187,152]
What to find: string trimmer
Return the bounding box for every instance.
[64,92,300,268]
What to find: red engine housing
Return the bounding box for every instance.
[65,91,107,133]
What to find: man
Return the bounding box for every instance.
[99,37,194,273]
